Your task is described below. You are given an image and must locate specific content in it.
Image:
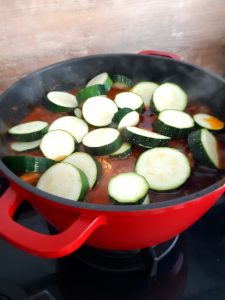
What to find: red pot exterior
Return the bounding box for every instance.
[0,179,222,258]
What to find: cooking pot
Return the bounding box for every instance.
[0,50,225,258]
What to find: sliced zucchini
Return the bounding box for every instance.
[152,83,188,113]
[142,194,150,205]
[8,121,49,142]
[154,110,195,138]
[45,91,78,112]
[114,92,144,113]
[110,142,132,158]
[188,129,220,169]
[76,84,107,105]
[74,107,83,118]
[37,162,89,201]
[86,72,113,92]
[111,108,140,129]
[11,139,41,152]
[82,96,118,127]
[48,116,88,143]
[63,152,101,188]
[112,74,132,89]
[135,147,191,191]
[108,172,149,205]
[2,156,55,174]
[123,126,170,148]
[193,113,224,131]
[40,130,76,161]
[82,128,122,156]
[130,81,159,108]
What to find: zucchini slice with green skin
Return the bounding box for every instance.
[48,116,88,143]
[123,126,170,148]
[130,81,159,108]
[112,74,132,89]
[82,128,122,156]
[193,113,224,131]
[63,152,102,188]
[188,129,220,169]
[37,162,89,201]
[86,72,113,92]
[76,84,107,105]
[82,96,118,127]
[114,92,144,113]
[108,172,149,205]
[111,108,140,129]
[152,82,188,113]
[2,156,55,174]
[8,121,49,142]
[142,194,150,205]
[11,139,42,152]
[154,110,195,138]
[110,142,132,158]
[135,147,191,191]
[45,91,78,112]
[40,130,76,161]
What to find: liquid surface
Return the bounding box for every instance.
[6,88,225,205]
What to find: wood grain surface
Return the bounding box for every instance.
[0,0,225,93]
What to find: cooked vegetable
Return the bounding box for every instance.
[37,162,89,201]
[86,72,113,92]
[130,81,159,108]
[152,82,188,113]
[135,147,191,191]
[123,126,170,148]
[188,129,220,169]
[114,92,144,113]
[74,107,82,118]
[64,152,101,188]
[40,130,76,161]
[111,108,140,129]
[48,116,88,143]
[82,128,122,156]
[193,113,224,131]
[45,91,78,112]
[112,74,132,89]
[2,156,55,174]
[110,142,132,158]
[82,96,118,127]
[142,194,150,205]
[8,121,49,142]
[154,110,195,138]
[108,172,149,204]
[20,172,41,185]
[11,139,41,152]
[76,84,107,104]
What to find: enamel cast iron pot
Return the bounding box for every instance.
[0,51,225,258]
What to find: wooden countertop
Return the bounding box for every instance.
[0,0,225,92]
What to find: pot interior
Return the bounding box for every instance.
[0,54,225,209]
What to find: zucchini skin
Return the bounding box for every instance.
[74,167,90,200]
[76,84,107,105]
[188,130,217,169]
[9,126,49,142]
[110,143,132,158]
[2,156,55,174]
[123,128,169,148]
[44,96,76,113]
[83,135,123,156]
[154,118,194,139]
[112,74,133,89]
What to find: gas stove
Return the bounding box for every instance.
[0,174,225,300]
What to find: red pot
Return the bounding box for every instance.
[0,51,225,258]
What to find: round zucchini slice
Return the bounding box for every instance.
[45,91,78,112]
[111,108,140,129]
[86,72,113,92]
[193,113,224,131]
[135,147,191,191]
[114,92,144,113]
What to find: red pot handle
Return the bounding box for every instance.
[0,187,107,258]
[138,50,181,60]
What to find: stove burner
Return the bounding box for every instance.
[70,236,179,275]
